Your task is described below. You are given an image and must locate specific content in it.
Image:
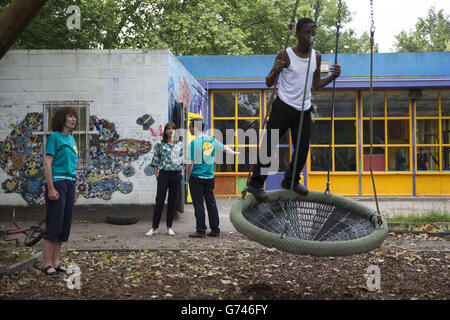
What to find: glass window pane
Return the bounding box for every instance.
[416,91,438,117]
[417,147,439,171]
[213,92,235,117]
[442,119,450,144]
[334,92,356,118]
[363,92,385,117]
[78,107,87,131]
[238,92,260,117]
[310,147,329,171]
[335,147,356,171]
[237,147,257,172]
[213,120,235,145]
[311,92,332,118]
[334,120,356,145]
[441,91,450,116]
[442,147,450,171]
[237,119,259,145]
[73,134,86,162]
[311,120,331,145]
[363,147,386,171]
[387,92,409,117]
[278,147,291,171]
[47,107,56,130]
[214,147,235,173]
[387,119,409,144]
[265,90,277,111]
[416,119,439,144]
[363,120,385,145]
[279,129,290,146]
[388,147,409,171]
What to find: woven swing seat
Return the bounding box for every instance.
[230,190,388,256]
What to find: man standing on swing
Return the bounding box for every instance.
[246,17,341,201]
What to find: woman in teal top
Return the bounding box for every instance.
[146,122,183,237]
[42,107,78,275]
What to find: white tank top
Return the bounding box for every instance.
[278,47,316,111]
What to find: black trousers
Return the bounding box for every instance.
[44,180,76,242]
[153,170,181,229]
[250,96,312,188]
[189,177,220,234]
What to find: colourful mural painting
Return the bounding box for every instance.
[0,113,152,204]
[168,52,208,127]
[76,116,151,201]
[0,112,44,205]
[136,114,155,131]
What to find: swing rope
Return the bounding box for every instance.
[280,0,321,239]
[325,0,342,193]
[243,0,300,192]
[368,0,383,224]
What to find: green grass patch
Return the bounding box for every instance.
[387,210,450,223]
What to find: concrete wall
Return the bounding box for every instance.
[0,49,172,206]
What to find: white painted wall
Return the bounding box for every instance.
[0,49,170,206]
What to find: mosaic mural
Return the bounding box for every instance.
[0,113,152,205]
[76,116,151,201]
[136,114,155,131]
[0,112,44,205]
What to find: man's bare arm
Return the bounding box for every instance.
[312,51,341,90]
[266,50,289,87]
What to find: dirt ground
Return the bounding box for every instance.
[0,232,448,301]
[1,197,449,301]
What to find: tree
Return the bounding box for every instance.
[393,7,450,52]
[0,0,48,59]
[0,0,379,55]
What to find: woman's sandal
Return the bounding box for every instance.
[54,263,67,273]
[44,265,58,276]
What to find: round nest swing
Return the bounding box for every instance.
[230,190,388,257]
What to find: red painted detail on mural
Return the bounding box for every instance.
[149,125,163,137]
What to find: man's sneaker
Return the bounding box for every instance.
[189,232,206,238]
[167,228,175,236]
[244,184,268,201]
[145,228,158,236]
[207,231,220,237]
[281,178,309,196]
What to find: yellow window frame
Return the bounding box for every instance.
[415,89,450,173]
[361,90,412,174]
[308,90,359,174]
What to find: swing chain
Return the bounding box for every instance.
[314,0,320,24]
[370,0,375,42]
[288,0,300,37]
[336,0,342,31]
[324,0,341,194]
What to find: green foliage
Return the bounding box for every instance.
[393,7,450,53]
[387,210,450,223]
[0,0,378,54]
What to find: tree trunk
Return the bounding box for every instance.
[0,0,49,59]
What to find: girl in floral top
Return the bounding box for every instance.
[146,122,183,236]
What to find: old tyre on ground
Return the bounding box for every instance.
[106,214,138,225]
